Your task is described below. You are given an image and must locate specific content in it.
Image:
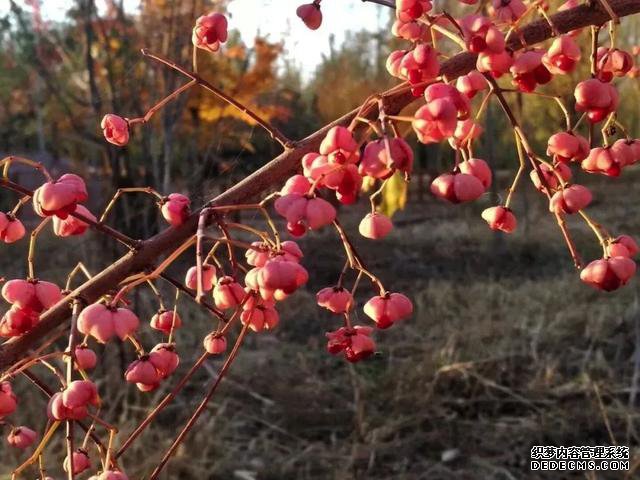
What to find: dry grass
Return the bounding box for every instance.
[2,170,640,479]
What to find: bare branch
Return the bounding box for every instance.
[362,0,395,8]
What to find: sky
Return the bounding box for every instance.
[228,0,388,74]
[2,0,390,76]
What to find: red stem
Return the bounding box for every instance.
[141,49,292,149]
[114,352,209,459]
[148,322,250,479]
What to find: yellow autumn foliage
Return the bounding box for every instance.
[377,172,408,218]
[194,38,288,126]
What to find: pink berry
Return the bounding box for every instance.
[458,158,492,189]
[477,50,513,77]
[391,19,428,41]
[74,345,97,371]
[101,114,129,146]
[212,276,246,309]
[359,213,393,240]
[150,310,182,334]
[248,257,308,297]
[161,193,190,227]
[64,449,91,474]
[510,49,551,92]
[149,343,180,379]
[363,292,413,329]
[280,241,304,262]
[425,83,470,120]
[0,306,39,337]
[449,119,483,150]
[240,304,280,332]
[461,15,506,54]
[628,139,640,164]
[490,0,526,22]
[48,392,88,421]
[547,131,589,163]
[62,380,99,409]
[395,0,432,22]
[580,257,636,292]
[481,206,517,233]
[302,155,347,193]
[185,264,216,291]
[244,270,283,302]
[7,426,37,449]
[245,242,272,267]
[203,334,227,354]
[245,240,303,268]
[597,47,634,80]
[125,357,161,387]
[2,278,62,313]
[0,382,17,419]
[274,194,336,236]
[296,3,322,30]
[610,235,639,258]
[549,184,592,215]
[386,50,406,80]
[542,35,581,75]
[530,162,571,192]
[192,12,228,52]
[574,79,619,123]
[316,286,353,314]
[456,70,488,98]
[333,165,363,205]
[359,138,413,179]
[582,143,633,177]
[359,140,394,180]
[53,204,96,237]
[242,292,272,309]
[395,44,440,85]
[326,326,376,363]
[281,174,312,195]
[319,126,359,165]
[97,470,129,480]
[33,173,88,219]
[430,172,485,203]
[607,242,632,258]
[0,213,26,243]
[77,303,139,344]
[412,100,458,144]
[301,152,322,177]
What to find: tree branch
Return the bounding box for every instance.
[1,0,639,371]
[362,0,395,8]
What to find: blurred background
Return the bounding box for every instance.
[1,0,640,479]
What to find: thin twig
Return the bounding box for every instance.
[114,352,209,458]
[141,49,293,149]
[361,0,394,7]
[148,322,251,479]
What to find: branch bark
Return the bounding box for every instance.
[1,0,638,371]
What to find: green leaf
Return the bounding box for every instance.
[378,172,407,218]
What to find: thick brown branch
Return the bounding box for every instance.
[1,0,638,371]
